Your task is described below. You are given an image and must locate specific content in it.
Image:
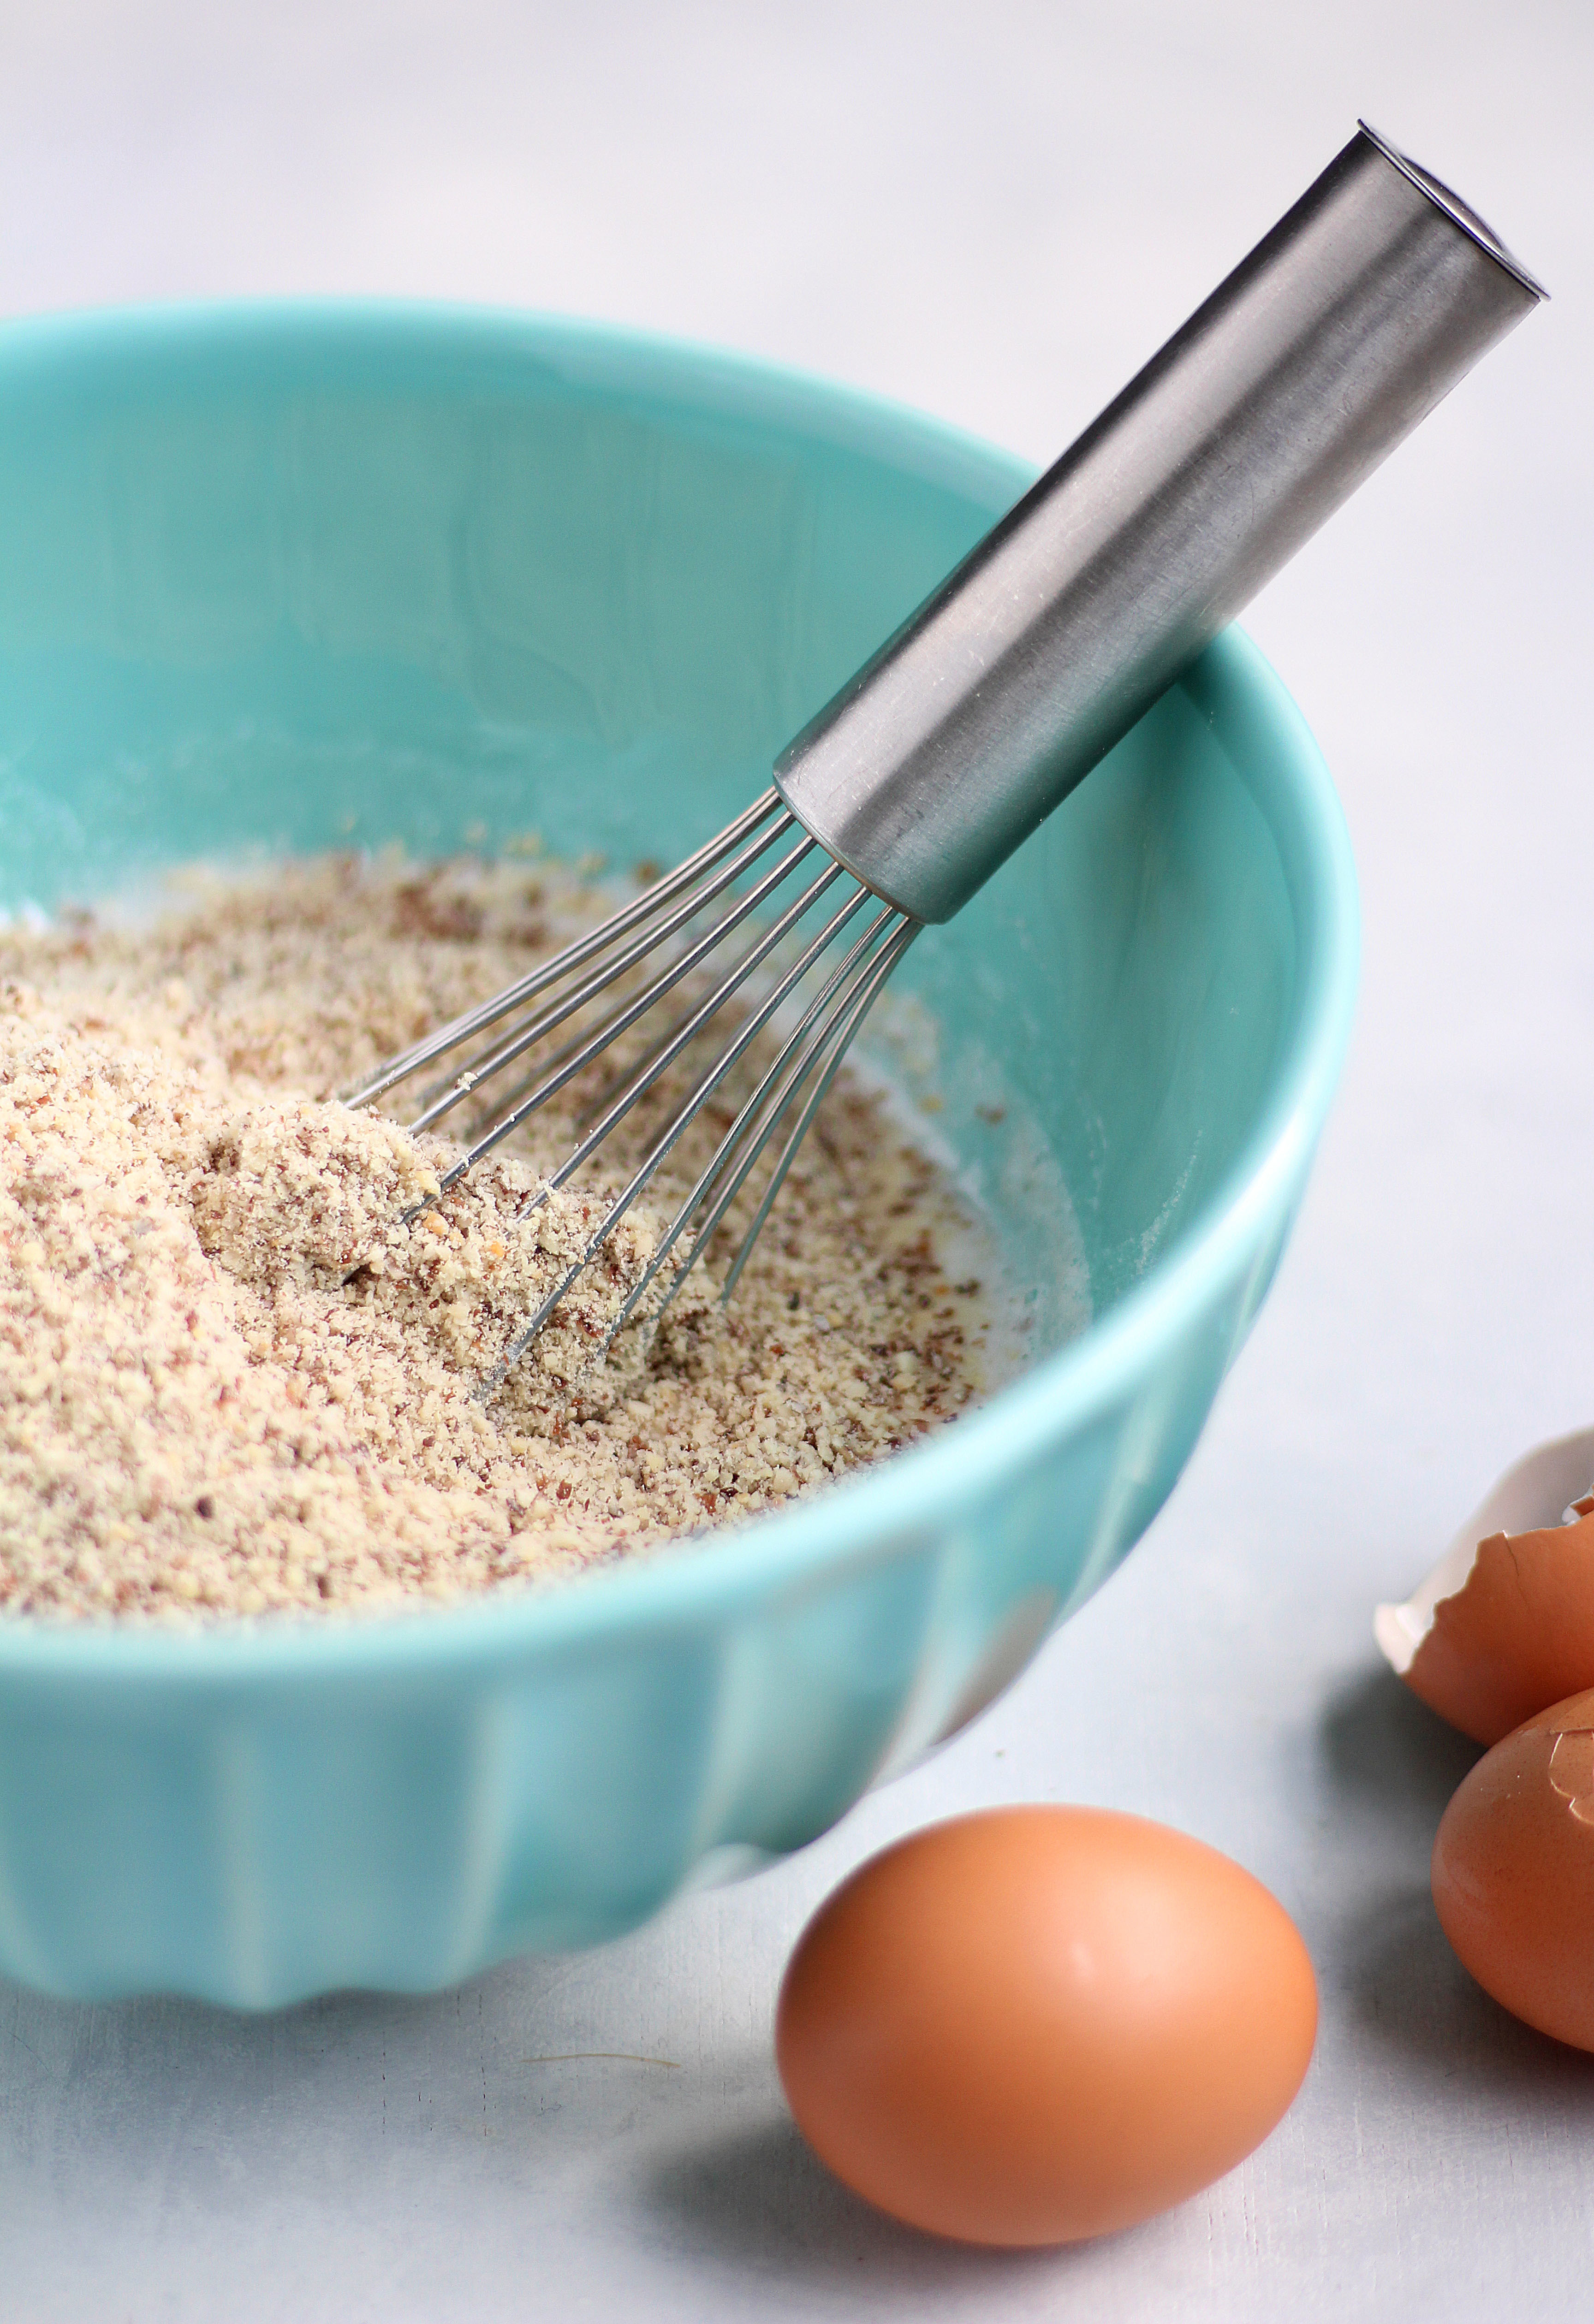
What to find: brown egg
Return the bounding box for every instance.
[775,1806,1317,2247]
[1433,1684,1594,2048]
[1386,1510,1594,1745]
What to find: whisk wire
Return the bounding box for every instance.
[510,854,851,1218]
[351,791,925,1384]
[341,787,789,1112]
[482,899,911,1394]
[567,890,792,1134]
[576,903,908,1371]
[400,835,826,1222]
[717,919,918,1305]
[404,810,804,1135]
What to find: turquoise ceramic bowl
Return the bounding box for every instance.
[0,305,1357,2006]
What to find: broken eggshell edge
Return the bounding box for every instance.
[1375,1425,1594,1674]
[1375,1426,1594,1738]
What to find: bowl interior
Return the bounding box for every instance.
[0,305,1303,1374]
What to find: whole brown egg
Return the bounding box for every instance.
[1433,1684,1594,2049]
[775,1806,1318,2247]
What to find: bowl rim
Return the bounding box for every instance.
[0,296,1361,1683]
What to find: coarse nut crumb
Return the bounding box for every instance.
[0,852,1000,1621]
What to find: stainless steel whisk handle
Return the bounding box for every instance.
[774,122,1546,925]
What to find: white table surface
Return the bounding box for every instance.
[3,3,1592,2316]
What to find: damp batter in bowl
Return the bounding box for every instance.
[0,850,1013,1620]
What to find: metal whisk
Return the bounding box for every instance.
[345,123,1543,1379]
[343,789,918,1381]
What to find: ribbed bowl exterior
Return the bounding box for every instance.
[0,307,1358,2004]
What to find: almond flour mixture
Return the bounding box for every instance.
[0,851,1001,1620]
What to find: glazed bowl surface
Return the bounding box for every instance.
[0,304,1357,2004]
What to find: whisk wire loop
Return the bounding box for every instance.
[717,919,917,1305]
[578,904,910,1371]
[514,873,869,1232]
[482,898,913,1395]
[352,795,921,1384]
[340,788,790,1112]
[452,842,835,1199]
[394,833,824,1227]
[405,812,805,1135]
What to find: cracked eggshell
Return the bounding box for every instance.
[1374,1426,1594,1745]
[1433,1686,1594,2050]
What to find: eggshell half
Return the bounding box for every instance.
[775,1806,1317,2247]
[1386,1514,1594,1745]
[1433,1685,1594,2049]
[1376,1427,1594,1745]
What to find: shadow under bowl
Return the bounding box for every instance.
[0,303,1358,2004]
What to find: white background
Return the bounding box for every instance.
[2,3,1592,2316]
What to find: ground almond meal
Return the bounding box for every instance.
[0,850,1001,1621]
